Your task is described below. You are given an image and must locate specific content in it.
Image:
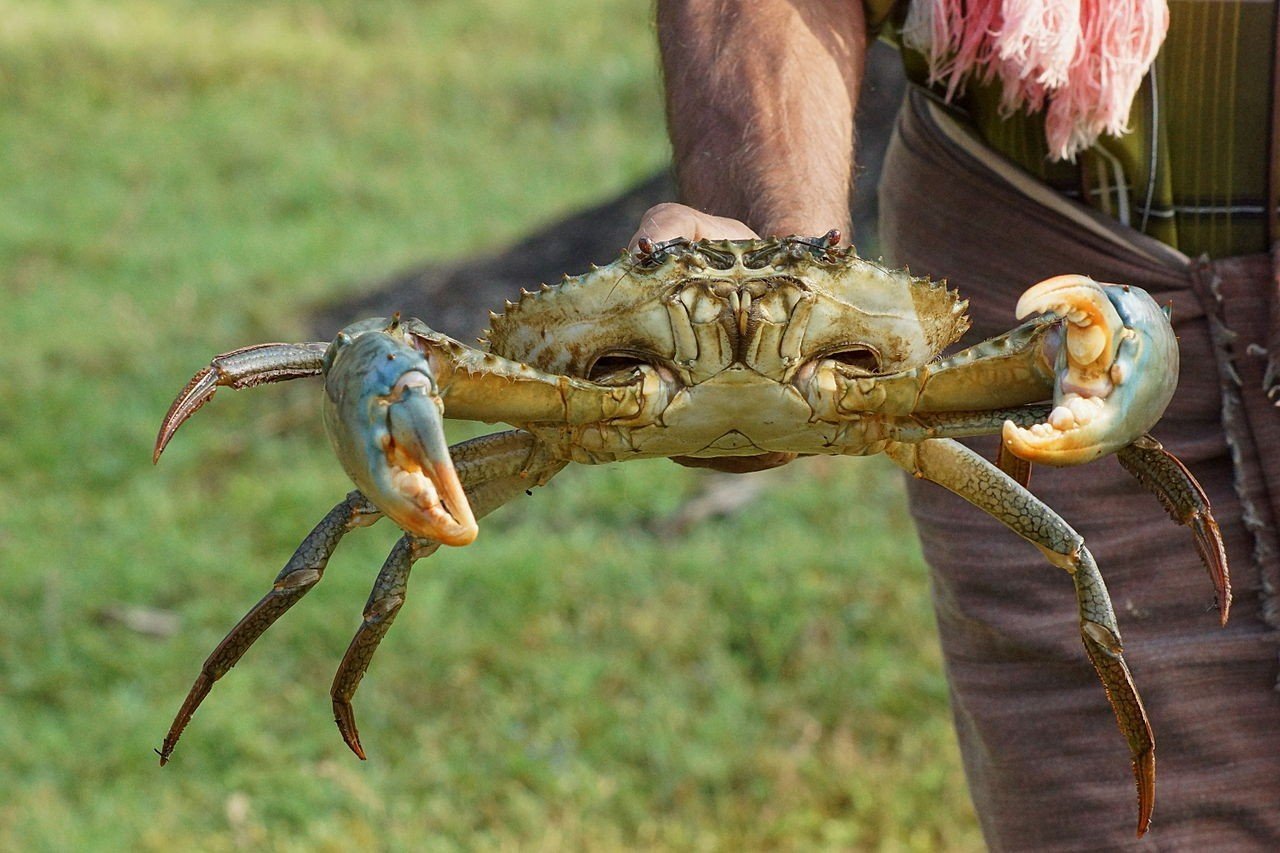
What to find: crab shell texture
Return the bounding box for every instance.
[488,239,969,384]
[483,239,971,462]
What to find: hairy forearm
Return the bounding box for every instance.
[656,0,868,238]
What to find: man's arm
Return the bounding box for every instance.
[641,0,869,243]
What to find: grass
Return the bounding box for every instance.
[0,1,981,849]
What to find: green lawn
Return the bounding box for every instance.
[0,2,981,849]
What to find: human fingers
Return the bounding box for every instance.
[627,203,758,253]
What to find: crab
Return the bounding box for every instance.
[153,234,1230,836]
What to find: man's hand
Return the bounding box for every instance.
[627,203,758,253]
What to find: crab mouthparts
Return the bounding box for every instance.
[382,372,478,546]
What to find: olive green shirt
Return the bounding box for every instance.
[867,0,1275,258]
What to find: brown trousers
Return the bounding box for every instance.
[879,88,1280,851]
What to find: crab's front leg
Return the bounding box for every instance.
[158,317,662,552]
[886,438,1155,837]
[323,323,479,546]
[322,318,666,546]
[808,276,1177,466]
[1000,275,1179,466]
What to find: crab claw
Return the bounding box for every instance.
[322,322,477,546]
[1003,275,1178,466]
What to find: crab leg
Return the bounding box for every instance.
[158,490,383,765]
[881,415,1226,618]
[323,319,670,546]
[883,406,1052,443]
[157,321,663,543]
[885,438,1155,837]
[879,414,1230,621]
[804,318,1059,419]
[1117,436,1232,625]
[153,341,330,463]
[400,319,669,426]
[330,534,430,760]
[808,277,1178,470]
[159,430,563,764]
[331,430,567,759]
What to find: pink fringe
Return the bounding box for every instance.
[902,0,1169,160]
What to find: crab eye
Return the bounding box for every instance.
[587,353,651,382]
[825,346,881,374]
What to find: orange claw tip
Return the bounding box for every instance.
[397,459,478,546]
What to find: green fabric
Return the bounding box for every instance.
[881,0,1274,258]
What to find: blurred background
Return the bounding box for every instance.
[0,1,981,848]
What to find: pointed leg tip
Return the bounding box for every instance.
[1135,749,1155,837]
[154,366,220,465]
[153,421,181,464]
[158,673,213,767]
[1137,812,1152,837]
[158,730,183,766]
[342,731,367,761]
[334,703,367,760]
[1210,569,1231,627]
[157,736,181,765]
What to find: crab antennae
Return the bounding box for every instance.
[153,341,330,463]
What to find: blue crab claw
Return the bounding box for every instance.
[322,323,478,546]
[1002,275,1178,466]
